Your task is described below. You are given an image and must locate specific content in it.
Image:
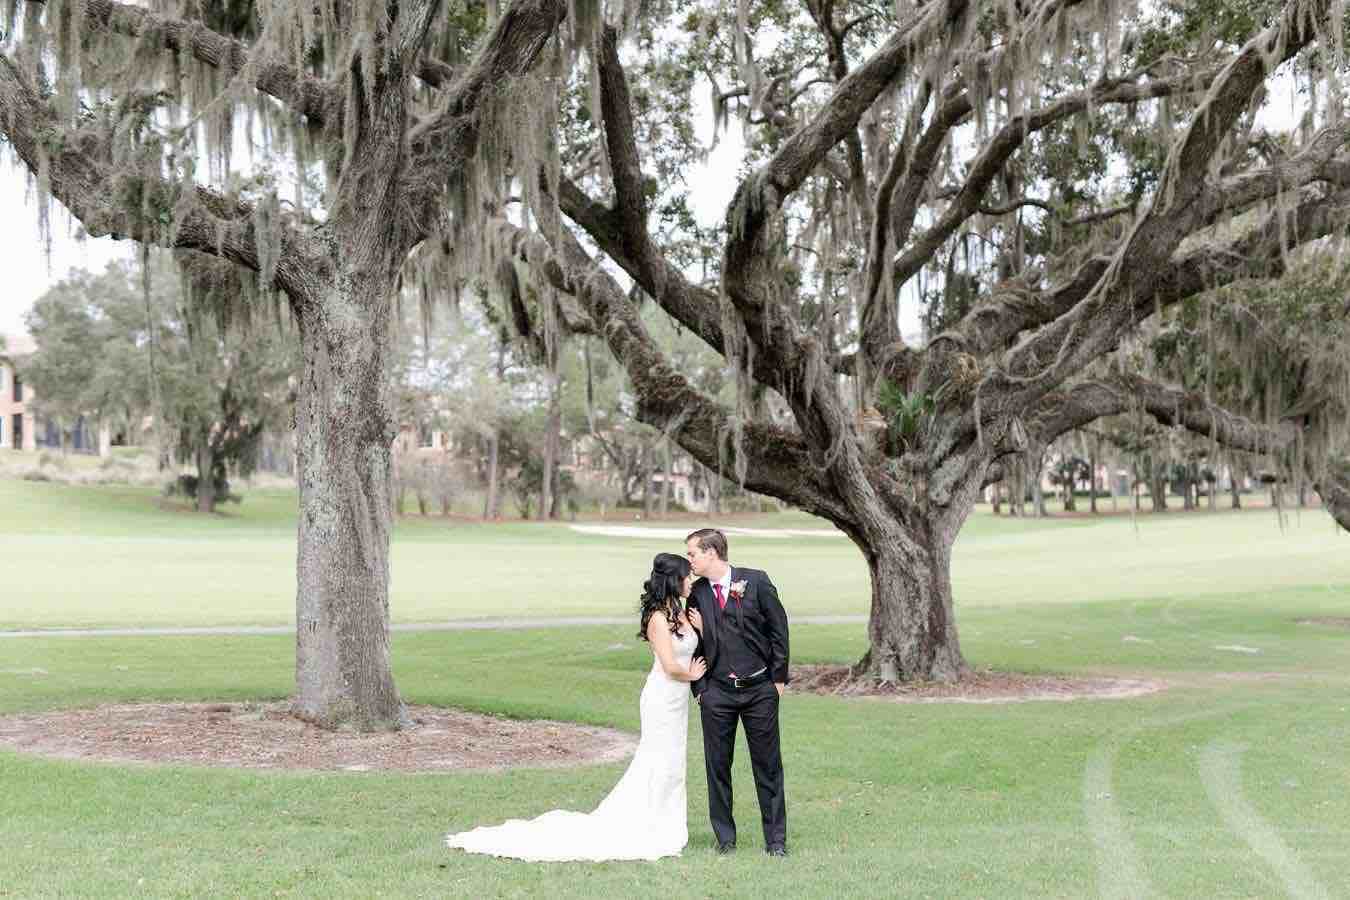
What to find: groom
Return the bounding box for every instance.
[685,528,790,857]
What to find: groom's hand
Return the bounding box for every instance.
[775,683,785,698]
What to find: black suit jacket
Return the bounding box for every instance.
[688,566,790,698]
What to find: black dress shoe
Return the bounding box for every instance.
[766,845,788,857]
[716,841,736,855]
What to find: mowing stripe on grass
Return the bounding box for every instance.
[1199,740,1331,900]
[1084,741,1154,899]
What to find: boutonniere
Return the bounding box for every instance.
[729,580,748,600]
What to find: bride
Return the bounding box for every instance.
[445,553,707,861]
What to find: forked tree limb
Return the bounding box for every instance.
[488,215,858,525]
[1001,0,1334,403]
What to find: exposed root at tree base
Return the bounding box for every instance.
[790,665,1166,703]
[0,702,637,772]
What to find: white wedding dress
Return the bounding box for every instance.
[445,624,695,862]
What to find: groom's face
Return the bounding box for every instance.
[685,538,718,577]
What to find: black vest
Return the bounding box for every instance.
[710,583,768,679]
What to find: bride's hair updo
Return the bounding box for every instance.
[638,553,690,641]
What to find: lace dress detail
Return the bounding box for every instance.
[444,625,696,861]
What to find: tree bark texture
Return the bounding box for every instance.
[660,442,672,516]
[195,442,216,514]
[484,430,500,519]
[293,275,403,731]
[854,526,965,682]
[1318,464,1350,530]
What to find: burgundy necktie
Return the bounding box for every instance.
[714,583,726,610]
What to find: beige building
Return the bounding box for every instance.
[1,331,117,455]
[0,332,38,451]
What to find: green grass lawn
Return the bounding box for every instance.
[1,478,1348,897]
[3,478,1344,629]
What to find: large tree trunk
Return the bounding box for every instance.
[195,441,216,514]
[659,441,671,516]
[1110,454,1119,513]
[1009,459,1025,517]
[641,445,654,517]
[483,430,500,519]
[1088,443,1099,514]
[1318,462,1350,531]
[392,452,407,516]
[1150,467,1168,512]
[852,503,968,683]
[293,281,403,732]
[540,376,560,521]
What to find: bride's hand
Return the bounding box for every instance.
[688,656,707,681]
[687,608,703,632]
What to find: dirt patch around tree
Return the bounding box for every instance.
[789,665,1165,703]
[1295,617,1350,629]
[0,702,637,773]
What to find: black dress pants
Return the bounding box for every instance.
[699,680,787,848]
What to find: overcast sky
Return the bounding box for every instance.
[0,172,129,337]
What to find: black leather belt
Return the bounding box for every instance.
[727,668,769,689]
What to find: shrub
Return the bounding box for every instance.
[166,473,241,505]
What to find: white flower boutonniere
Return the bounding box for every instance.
[728,580,748,600]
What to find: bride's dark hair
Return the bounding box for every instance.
[638,552,690,641]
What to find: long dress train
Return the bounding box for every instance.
[444,626,695,862]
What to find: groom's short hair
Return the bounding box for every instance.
[686,528,728,560]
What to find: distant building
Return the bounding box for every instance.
[0,332,38,451]
[0,332,109,454]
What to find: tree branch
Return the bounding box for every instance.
[0,54,316,299]
[596,25,649,237]
[716,3,973,467]
[406,0,567,215]
[556,174,729,362]
[922,184,1350,473]
[858,76,937,364]
[1026,373,1296,454]
[726,0,970,270]
[963,185,1350,366]
[1001,0,1333,398]
[889,64,1226,292]
[62,0,341,126]
[957,126,1350,356]
[1065,204,1135,227]
[977,198,1059,217]
[488,216,856,525]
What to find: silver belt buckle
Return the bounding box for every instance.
[733,667,766,689]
